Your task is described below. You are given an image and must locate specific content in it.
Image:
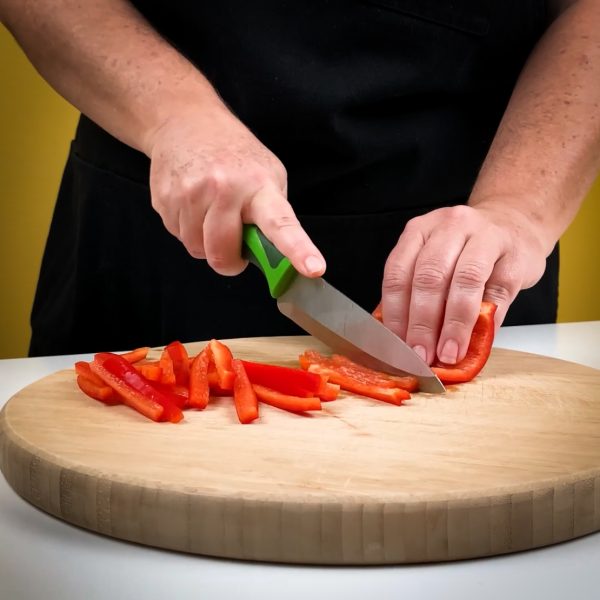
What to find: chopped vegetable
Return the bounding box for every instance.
[91,352,183,423]
[165,341,190,386]
[188,347,210,410]
[76,374,120,405]
[119,346,150,364]
[252,384,321,413]
[241,360,324,397]
[208,339,235,391]
[231,360,259,424]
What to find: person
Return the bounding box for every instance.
[1,1,598,364]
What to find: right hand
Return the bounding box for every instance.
[147,105,326,277]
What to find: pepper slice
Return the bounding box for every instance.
[76,374,121,405]
[119,346,150,364]
[305,364,409,405]
[91,352,183,422]
[431,301,497,384]
[165,341,190,386]
[231,359,259,424]
[209,339,235,391]
[299,350,417,393]
[241,360,324,397]
[252,384,322,413]
[188,347,211,409]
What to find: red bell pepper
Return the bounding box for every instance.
[431,301,497,384]
[330,354,418,392]
[240,360,324,397]
[165,341,190,386]
[188,347,211,409]
[252,384,322,413]
[209,339,235,391]
[91,352,183,423]
[134,361,163,382]
[305,364,410,405]
[317,380,341,401]
[119,346,150,364]
[76,374,121,405]
[231,359,259,424]
[299,350,417,395]
[159,348,177,386]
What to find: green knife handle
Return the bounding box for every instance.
[242,224,298,298]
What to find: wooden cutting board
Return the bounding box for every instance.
[1,336,600,564]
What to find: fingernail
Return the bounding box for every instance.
[439,339,459,364]
[304,255,325,276]
[412,345,427,363]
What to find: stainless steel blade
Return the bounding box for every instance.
[277,277,445,394]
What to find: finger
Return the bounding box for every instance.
[404,227,469,364]
[482,254,524,331]
[436,236,501,364]
[150,187,183,243]
[244,183,326,277]
[381,222,425,342]
[178,201,208,259]
[203,201,247,276]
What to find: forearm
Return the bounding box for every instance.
[469,0,600,254]
[0,0,226,155]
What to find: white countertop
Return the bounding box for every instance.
[1,322,599,600]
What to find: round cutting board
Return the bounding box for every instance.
[1,336,600,564]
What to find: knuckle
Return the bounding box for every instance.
[484,282,515,304]
[408,321,436,337]
[453,261,488,291]
[413,262,447,290]
[444,204,472,224]
[382,265,413,293]
[203,168,231,201]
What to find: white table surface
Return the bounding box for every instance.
[1,322,599,600]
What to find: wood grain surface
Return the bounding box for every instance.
[1,336,600,564]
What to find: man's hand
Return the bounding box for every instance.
[0,0,325,280]
[382,0,600,365]
[381,204,547,365]
[148,107,325,277]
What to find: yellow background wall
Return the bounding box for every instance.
[1,27,599,359]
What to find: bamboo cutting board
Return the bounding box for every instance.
[1,336,600,564]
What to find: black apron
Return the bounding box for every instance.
[30,0,558,356]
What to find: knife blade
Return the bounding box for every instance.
[243,225,445,393]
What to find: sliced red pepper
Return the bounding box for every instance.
[231,359,259,424]
[76,374,121,405]
[165,341,190,386]
[75,361,106,387]
[252,384,321,413]
[306,364,409,405]
[119,346,150,364]
[241,360,324,397]
[431,301,497,384]
[330,354,418,392]
[159,348,177,386]
[91,352,183,423]
[188,347,211,409]
[299,350,417,393]
[209,339,235,391]
[317,380,341,401]
[134,361,163,382]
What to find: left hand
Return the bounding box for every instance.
[380,203,549,365]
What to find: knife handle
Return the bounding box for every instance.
[242,225,298,298]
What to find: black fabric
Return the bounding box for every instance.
[30,0,556,357]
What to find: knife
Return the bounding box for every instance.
[242,225,445,393]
